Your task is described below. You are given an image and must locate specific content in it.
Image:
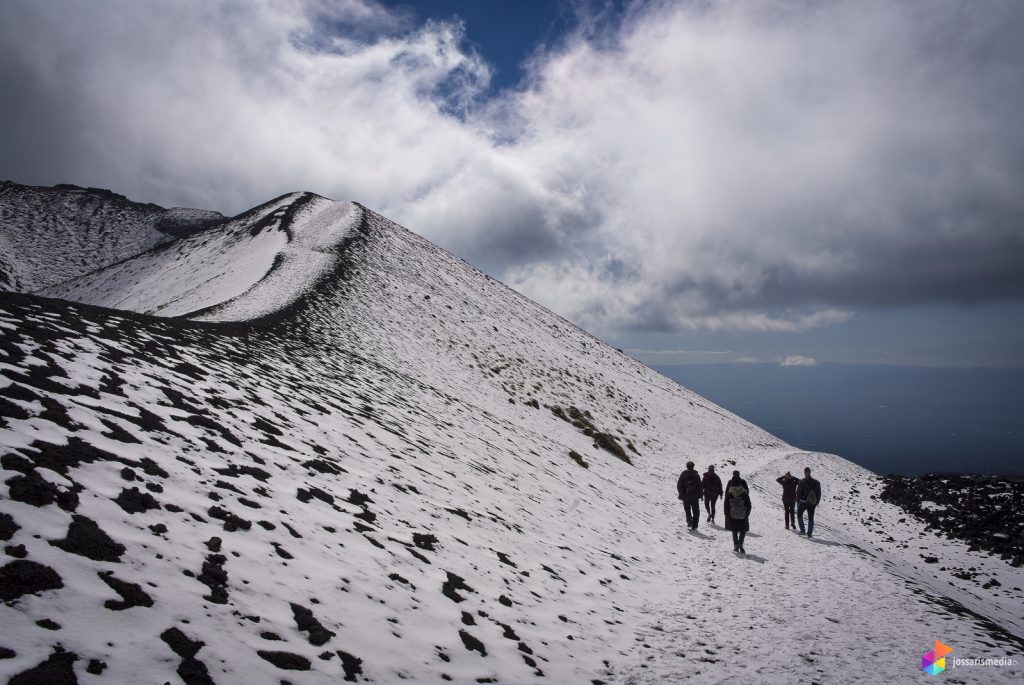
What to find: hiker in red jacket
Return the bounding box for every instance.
[702,465,723,524]
[776,471,799,529]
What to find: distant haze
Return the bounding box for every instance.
[657,363,1024,476]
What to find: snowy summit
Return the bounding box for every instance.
[0,181,1021,683]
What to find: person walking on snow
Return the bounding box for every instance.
[677,461,703,530]
[796,467,822,538]
[702,465,723,524]
[776,471,799,530]
[723,470,752,554]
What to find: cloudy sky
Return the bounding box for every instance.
[2,0,1023,367]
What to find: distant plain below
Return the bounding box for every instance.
[655,363,1024,476]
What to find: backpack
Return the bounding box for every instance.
[806,489,818,506]
[728,494,747,520]
[683,472,700,499]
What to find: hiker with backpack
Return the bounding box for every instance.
[776,471,799,530]
[795,467,823,538]
[677,461,703,530]
[723,470,752,554]
[702,465,723,524]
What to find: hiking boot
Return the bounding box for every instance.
[740,546,745,554]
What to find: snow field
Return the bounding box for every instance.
[1,190,1021,683]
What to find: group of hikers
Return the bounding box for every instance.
[676,462,823,555]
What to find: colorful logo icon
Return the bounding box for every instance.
[922,640,953,676]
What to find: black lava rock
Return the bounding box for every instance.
[8,646,78,685]
[257,650,311,670]
[290,602,335,646]
[99,570,154,610]
[50,515,125,562]
[880,474,1024,568]
[0,559,64,601]
[114,486,162,514]
[0,512,18,540]
[337,649,364,682]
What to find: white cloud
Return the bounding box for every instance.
[780,355,817,367]
[2,0,1022,336]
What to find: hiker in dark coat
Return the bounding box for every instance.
[677,461,703,530]
[702,465,723,524]
[795,467,823,538]
[776,471,799,530]
[723,470,752,554]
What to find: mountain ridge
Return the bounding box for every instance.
[0,181,224,294]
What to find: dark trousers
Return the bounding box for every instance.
[731,529,746,548]
[784,501,796,528]
[684,499,701,529]
[704,494,719,519]
[797,501,816,535]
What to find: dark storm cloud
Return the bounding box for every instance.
[1,0,1022,335]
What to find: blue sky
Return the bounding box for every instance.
[378,1,573,92]
[1,0,1023,368]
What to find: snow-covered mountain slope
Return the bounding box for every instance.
[1,191,1022,684]
[42,193,358,321]
[0,182,223,293]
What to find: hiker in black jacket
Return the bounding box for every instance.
[723,471,751,554]
[776,471,799,530]
[795,467,823,538]
[677,461,703,530]
[702,465,723,524]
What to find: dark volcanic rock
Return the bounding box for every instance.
[99,570,155,610]
[213,464,270,482]
[114,486,162,514]
[0,396,32,422]
[880,474,1024,567]
[0,559,64,601]
[160,627,214,685]
[0,512,18,540]
[6,470,62,508]
[6,544,28,558]
[8,647,79,685]
[441,571,474,603]
[17,437,119,476]
[291,602,335,646]
[257,649,312,670]
[297,486,335,505]
[50,515,125,562]
[459,629,487,656]
[337,650,364,682]
[208,505,251,532]
[413,532,438,551]
[161,627,204,659]
[198,554,229,604]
